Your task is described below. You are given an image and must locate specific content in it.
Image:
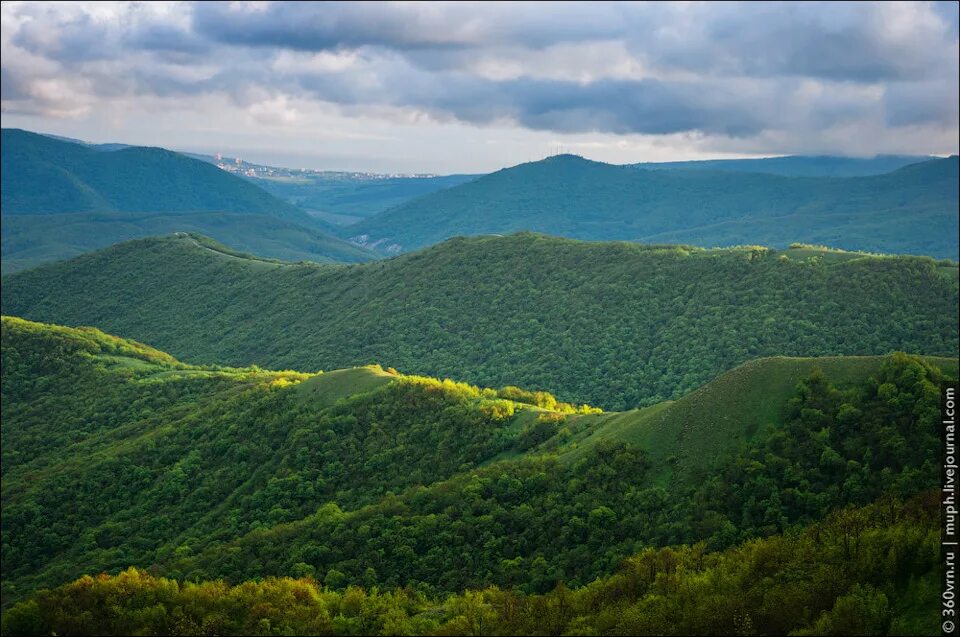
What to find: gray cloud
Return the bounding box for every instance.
[191,1,958,83]
[2,1,957,161]
[192,2,629,51]
[628,1,957,83]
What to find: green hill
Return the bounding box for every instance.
[2,317,954,620]
[0,129,377,271]
[3,233,956,410]
[0,316,589,602]
[294,365,398,407]
[348,154,959,258]
[161,350,955,598]
[561,355,959,483]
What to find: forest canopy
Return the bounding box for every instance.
[3,232,957,410]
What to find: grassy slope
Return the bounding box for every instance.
[294,365,398,407]
[3,233,957,410]
[561,355,959,485]
[349,154,959,258]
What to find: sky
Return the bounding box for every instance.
[1,1,958,174]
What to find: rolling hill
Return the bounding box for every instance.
[560,354,958,482]
[2,316,954,632]
[2,232,956,410]
[0,315,594,602]
[348,154,959,257]
[0,129,377,271]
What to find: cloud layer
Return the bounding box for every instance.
[2,1,957,170]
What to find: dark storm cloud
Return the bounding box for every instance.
[191,1,956,82]
[300,72,767,137]
[192,1,627,51]
[2,1,958,151]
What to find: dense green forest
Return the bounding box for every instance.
[0,317,592,603]
[3,233,956,410]
[2,316,955,635]
[349,154,959,257]
[0,129,375,271]
[2,494,940,636]
[166,352,951,596]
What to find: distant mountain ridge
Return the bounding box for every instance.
[633,154,932,177]
[349,153,959,257]
[0,129,377,271]
[1,128,309,219]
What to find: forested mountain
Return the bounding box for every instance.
[634,154,930,177]
[2,316,955,634]
[0,129,377,271]
[348,154,959,257]
[3,233,956,410]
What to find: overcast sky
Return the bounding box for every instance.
[2,1,958,173]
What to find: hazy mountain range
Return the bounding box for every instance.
[0,129,375,272]
[350,153,959,257]
[3,128,957,274]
